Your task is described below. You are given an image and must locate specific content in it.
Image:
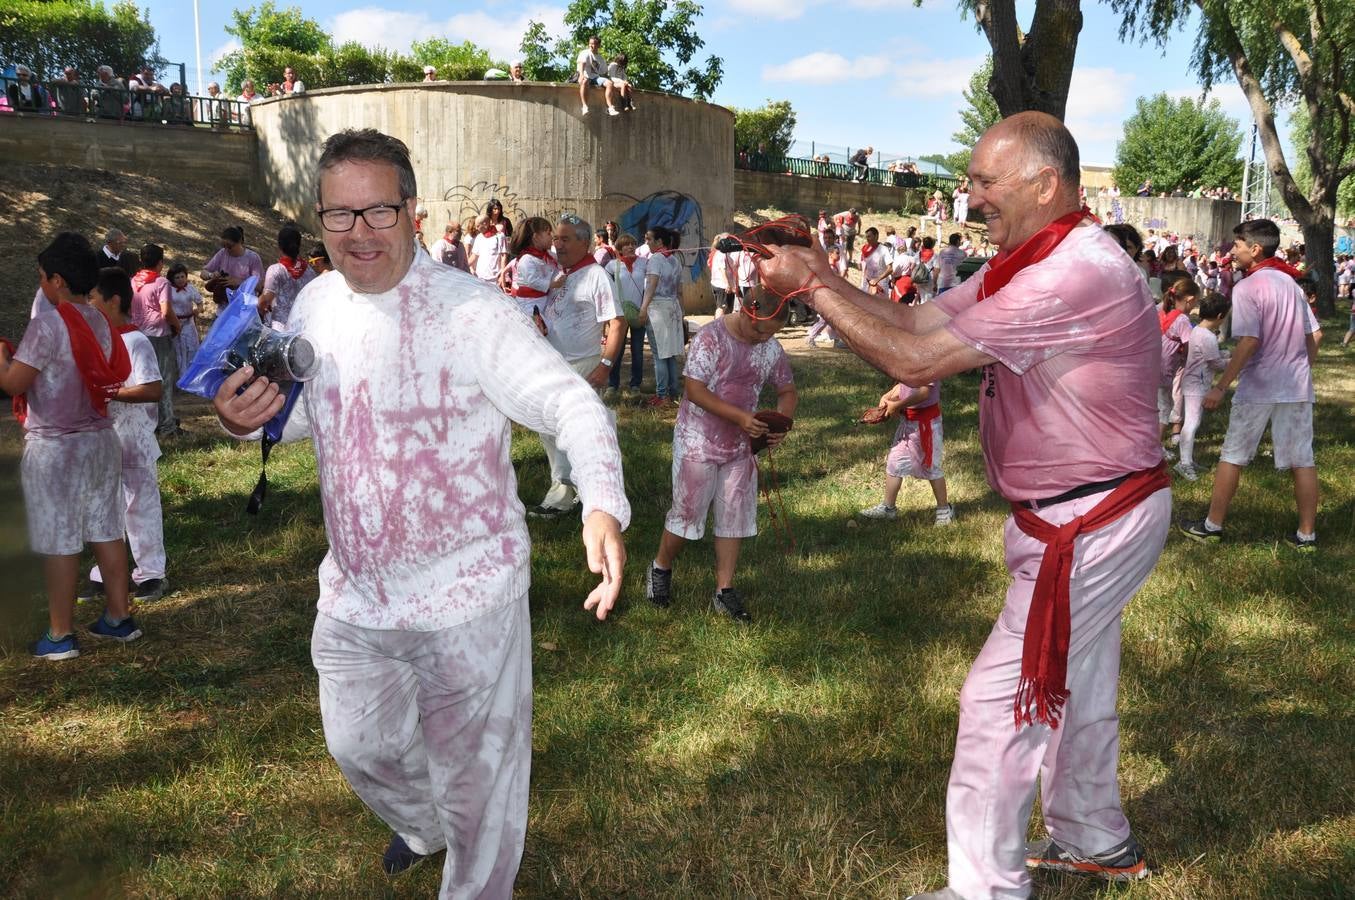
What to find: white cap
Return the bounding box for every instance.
[423,65,436,75]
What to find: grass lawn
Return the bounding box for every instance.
[0,319,1351,899]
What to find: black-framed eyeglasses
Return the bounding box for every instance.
[318,203,404,233]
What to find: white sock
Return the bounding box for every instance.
[1204,517,1223,532]
[652,559,669,572]
[1297,530,1316,541]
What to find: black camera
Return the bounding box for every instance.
[224,319,317,383]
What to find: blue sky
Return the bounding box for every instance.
[142,0,1274,168]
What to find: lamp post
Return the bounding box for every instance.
[193,0,204,96]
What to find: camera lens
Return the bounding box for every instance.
[286,337,317,381]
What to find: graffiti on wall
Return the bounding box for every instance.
[1109,200,1125,225]
[440,181,579,226]
[608,190,707,279]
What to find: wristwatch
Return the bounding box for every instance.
[600,357,613,367]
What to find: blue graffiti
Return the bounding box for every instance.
[1336,234,1353,255]
[1109,200,1125,225]
[612,190,706,279]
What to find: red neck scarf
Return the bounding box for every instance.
[620,256,638,272]
[132,268,160,292]
[279,255,307,279]
[116,323,139,335]
[1248,256,1303,280]
[7,305,131,425]
[1010,462,1170,729]
[978,207,1094,302]
[861,243,878,259]
[521,246,556,264]
[562,254,597,276]
[1158,308,1183,334]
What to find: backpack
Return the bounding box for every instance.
[913,258,932,286]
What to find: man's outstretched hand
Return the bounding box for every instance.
[582,510,626,620]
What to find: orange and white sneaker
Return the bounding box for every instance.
[1025,835,1149,882]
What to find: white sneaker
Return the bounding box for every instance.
[580,105,590,115]
[607,106,621,117]
[1173,461,1198,482]
[859,503,897,521]
[934,504,955,526]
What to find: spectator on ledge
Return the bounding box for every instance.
[576,35,618,117]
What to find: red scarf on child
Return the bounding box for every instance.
[132,268,159,292]
[279,255,308,279]
[860,242,879,260]
[1009,462,1170,729]
[4,304,130,425]
[978,207,1095,302]
[1158,308,1183,334]
[1247,256,1303,280]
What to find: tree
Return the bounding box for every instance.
[948,56,1002,176]
[219,2,329,93]
[1291,105,1355,224]
[946,0,1083,119]
[520,0,723,99]
[410,38,504,82]
[0,0,164,83]
[1113,93,1244,196]
[1110,0,1355,315]
[732,100,796,156]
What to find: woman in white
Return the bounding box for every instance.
[638,226,685,406]
[604,233,649,394]
[952,177,971,232]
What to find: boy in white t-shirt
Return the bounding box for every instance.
[1174,292,1230,481]
[83,267,170,601]
[1180,220,1321,549]
[576,35,618,116]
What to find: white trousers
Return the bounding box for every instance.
[539,354,603,486]
[945,487,1171,899]
[1178,393,1207,469]
[311,595,533,900]
[90,463,166,584]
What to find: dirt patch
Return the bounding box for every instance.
[0,161,311,343]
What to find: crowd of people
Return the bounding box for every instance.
[0,110,1337,900]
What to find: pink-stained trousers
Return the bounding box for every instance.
[312,594,532,899]
[945,487,1171,899]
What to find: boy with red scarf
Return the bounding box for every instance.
[759,112,1170,898]
[0,234,144,660]
[858,380,953,525]
[83,267,169,603]
[1180,218,1321,549]
[130,243,180,437]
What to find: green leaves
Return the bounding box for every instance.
[733,100,797,158]
[522,0,724,99]
[0,0,163,84]
[1113,93,1244,197]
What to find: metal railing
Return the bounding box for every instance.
[735,150,958,193]
[0,78,254,131]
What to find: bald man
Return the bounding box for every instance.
[760,112,1169,899]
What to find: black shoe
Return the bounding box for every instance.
[133,578,167,602]
[645,564,672,608]
[712,587,751,623]
[77,578,105,603]
[1284,531,1317,552]
[1025,834,1149,882]
[1177,517,1222,544]
[382,832,430,875]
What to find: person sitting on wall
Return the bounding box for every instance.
[510,62,526,83]
[851,146,873,183]
[422,66,437,82]
[7,65,48,112]
[607,54,634,111]
[575,35,619,117]
[281,66,305,95]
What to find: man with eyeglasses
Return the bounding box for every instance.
[531,213,627,517]
[212,128,629,896]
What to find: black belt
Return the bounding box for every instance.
[1017,473,1131,511]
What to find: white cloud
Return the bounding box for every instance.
[1063,66,1136,161]
[209,39,241,67]
[1165,84,1255,127]
[886,55,986,97]
[329,6,566,62]
[761,52,891,84]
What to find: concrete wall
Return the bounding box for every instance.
[1087,195,1243,252]
[734,169,932,219]
[249,83,734,311]
[0,113,257,200]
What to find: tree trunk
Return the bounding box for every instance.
[1301,216,1337,318]
[977,0,1081,120]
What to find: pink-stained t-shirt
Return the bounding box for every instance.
[1180,325,1228,396]
[675,318,795,464]
[1160,311,1193,386]
[262,262,316,327]
[204,247,265,285]
[935,225,1163,502]
[544,261,622,362]
[1229,267,1318,404]
[273,252,630,632]
[13,303,117,439]
[131,272,173,337]
[111,329,162,465]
